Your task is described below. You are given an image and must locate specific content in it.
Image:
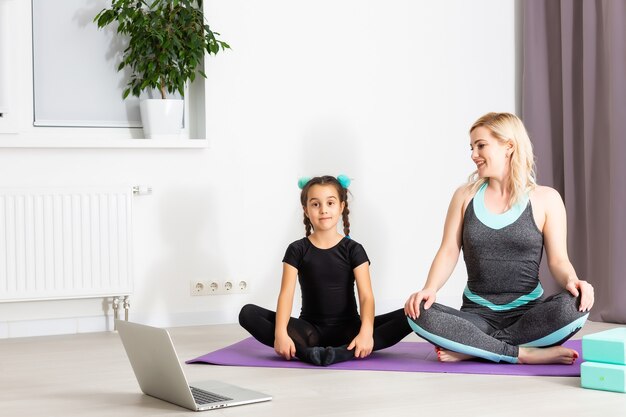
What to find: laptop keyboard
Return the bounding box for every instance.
[190,386,233,405]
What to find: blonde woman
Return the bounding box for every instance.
[404,112,594,364]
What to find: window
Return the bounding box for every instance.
[0,0,206,148]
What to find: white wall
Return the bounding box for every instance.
[0,0,516,338]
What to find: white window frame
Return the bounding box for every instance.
[0,0,207,148]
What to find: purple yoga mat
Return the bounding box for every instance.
[187,337,582,377]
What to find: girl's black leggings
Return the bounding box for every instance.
[238,304,412,364]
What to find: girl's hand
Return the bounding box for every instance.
[274,334,296,360]
[404,288,437,320]
[565,279,594,312]
[348,332,374,358]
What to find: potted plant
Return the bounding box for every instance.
[94,0,230,139]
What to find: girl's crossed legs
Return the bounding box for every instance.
[239,304,411,366]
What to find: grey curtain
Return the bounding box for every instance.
[522,0,626,323]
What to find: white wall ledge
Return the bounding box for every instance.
[0,137,209,148]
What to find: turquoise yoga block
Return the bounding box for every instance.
[581,362,626,393]
[582,328,626,365]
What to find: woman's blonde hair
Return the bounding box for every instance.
[468,112,537,206]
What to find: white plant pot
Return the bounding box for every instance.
[139,99,184,139]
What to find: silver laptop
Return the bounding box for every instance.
[116,320,272,411]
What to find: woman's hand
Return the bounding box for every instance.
[348,331,374,358]
[274,333,296,360]
[404,288,437,320]
[565,279,594,312]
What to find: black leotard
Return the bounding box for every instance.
[283,237,368,325]
[239,236,411,366]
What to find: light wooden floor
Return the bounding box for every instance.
[1,320,626,417]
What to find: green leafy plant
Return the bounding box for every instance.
[94,0,230,99]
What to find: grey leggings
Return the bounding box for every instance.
[407,291,589,363]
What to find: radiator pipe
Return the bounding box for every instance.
[123,296,130,321]
[113,297,120,330]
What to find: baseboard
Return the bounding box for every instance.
[0,309,241,339]
[1,315,114,339]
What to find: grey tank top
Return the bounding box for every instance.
[462,198,544,307]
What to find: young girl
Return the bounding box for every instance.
[239,175,411,366]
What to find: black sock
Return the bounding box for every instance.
[322,345,355,366]
[298,346,324,366]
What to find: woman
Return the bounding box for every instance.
[404,112,594,364]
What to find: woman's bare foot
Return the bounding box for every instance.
[435,347,476,362]
[517,346,579,365]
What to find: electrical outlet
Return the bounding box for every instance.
[190,280,222,295]
[190,280,207,296]
[237,280,249,293]
[222,280,234,294]
[196,279,249,295]
[207,281,220,294]
[220,279,249,294]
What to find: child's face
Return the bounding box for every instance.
[304,184,345,234]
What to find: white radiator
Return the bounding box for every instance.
[0,187,133,302]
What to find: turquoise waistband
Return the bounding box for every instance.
[463,283,544,311]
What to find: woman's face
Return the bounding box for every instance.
[469,126,512,179]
